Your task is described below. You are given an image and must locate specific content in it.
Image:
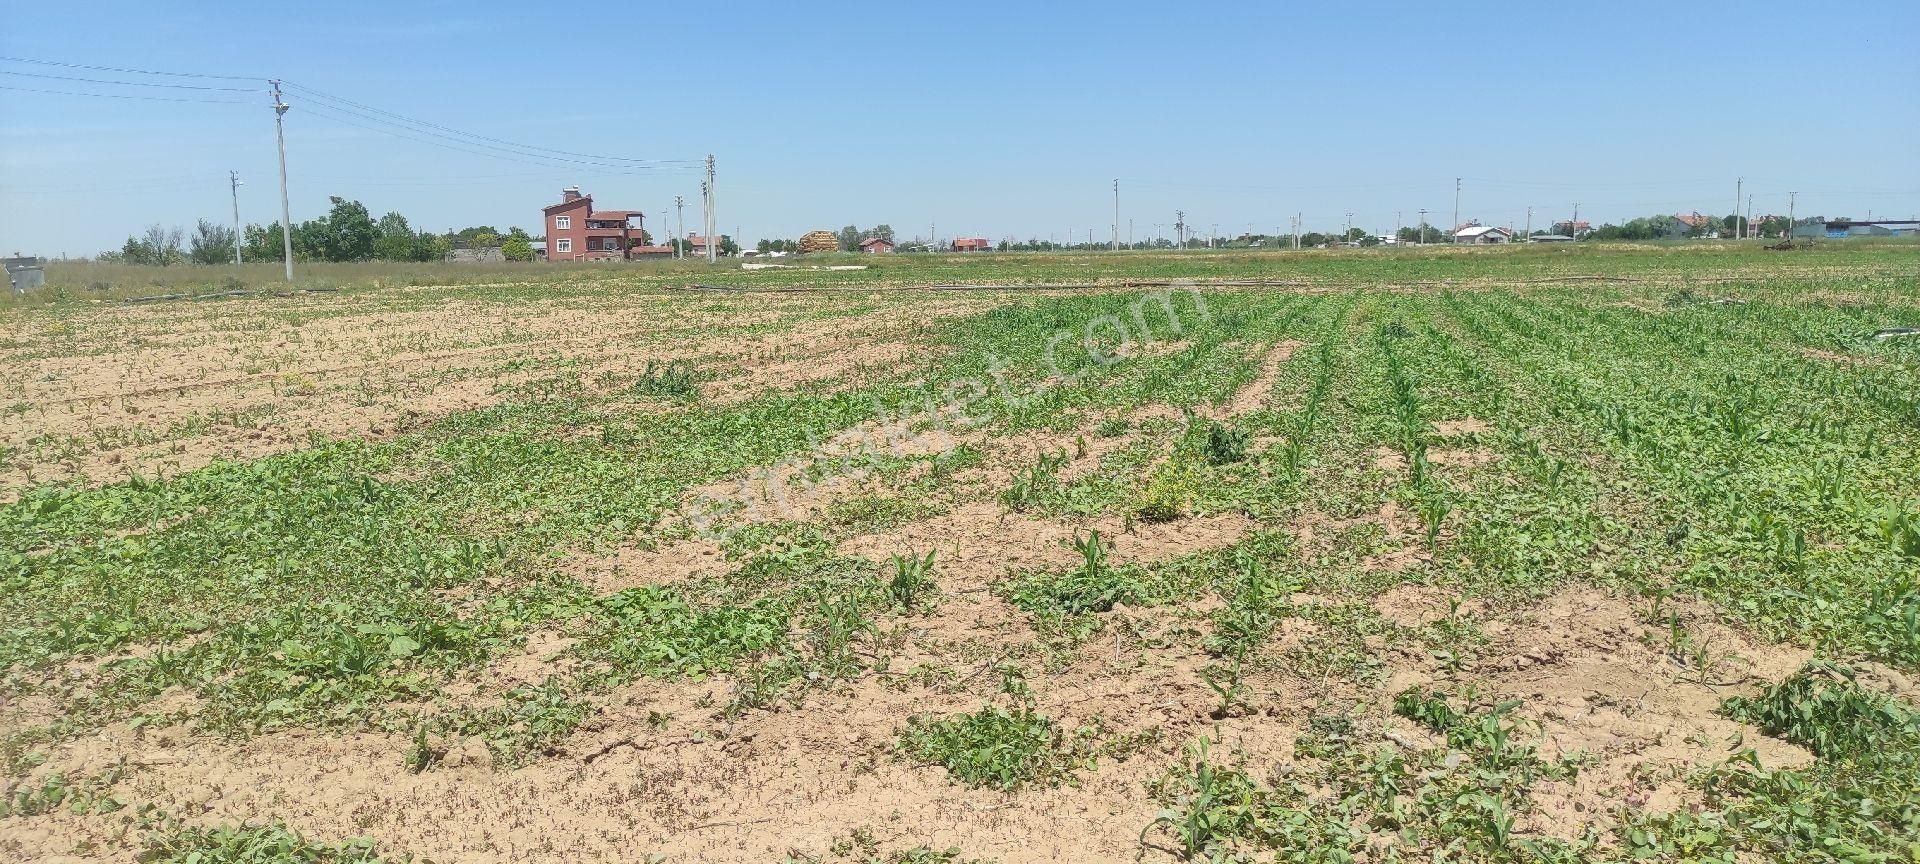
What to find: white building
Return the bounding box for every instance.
[1454,225,1514,244]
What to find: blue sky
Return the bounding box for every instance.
[1,0,1915,256]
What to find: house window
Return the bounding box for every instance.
[556,238,572,253]
[555,216,571,230]
[605,238,620,251]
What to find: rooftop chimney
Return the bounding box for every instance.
[561,186,582,203]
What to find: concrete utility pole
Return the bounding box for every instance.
[673,196,686,259]
[1746,194,1754,239]
[1571,203,1580,240]
[1396,211,1403,245]
[1294,212,1301,250]
[229,171,244,268]
[1112,179,1120,251]
[270,80,293,282]
[1210,223,1218,248]
[1452,177,1461,243]
[1525,206,1532,243]
[1787,191,1797,239]
[704,155,717,263]
[1174,210,1186,248]
[1735,177,1743,240]
[1418,209,1428,244]
[1344,212,1353,245]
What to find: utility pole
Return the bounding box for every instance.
[1344,212,1353,245]
[1294,212,1301,250]
[1395,210,1403,246]
[229,171,244,268]
[675,196,688,258]
[1210,223,1218,248]
[1451,177,1461,243]
[1745,194,1753,239]
[1524,206,1532,243]
[1112,179,1120,251]
[1571,203,1580,240]
[703,155,717,263]
[1174,210,1186,248]
[271,80,293,282]
[1418,209,1428,245]
[1734,177,1743,240]
[1787,191,1797,240]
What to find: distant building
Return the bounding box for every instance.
[447,246,505,263]
[1821,219,1919,238]
[1454,225,1514,244]
[1530,234,1575,243]
[630,244,676,258]
[1674,211,1714,231]
[542,186,646,261]
[5,255,45,294]
[685,234,732,257]
[951,237,992,253]
[859,237,895,254]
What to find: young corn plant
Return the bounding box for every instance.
[631,360,699,401]
[887,550,938,614]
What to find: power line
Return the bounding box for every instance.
[0,69,266,92]
[0,55,261,81]
[298,102,694,175]
[0,83,253,104]
[279,81,697,166]
[295,98,694,173]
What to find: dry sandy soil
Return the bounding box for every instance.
[8,267,1914,863]
[0,288,998,496]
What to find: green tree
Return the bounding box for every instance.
[119,224,184,266]
[501,236,534,261]
[186,219,237,265]
[115,235,156,265]
[241,224,279,261]
[373,212,419,261]
[299,197,378,262]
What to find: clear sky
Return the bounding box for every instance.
[1,0,1916,256]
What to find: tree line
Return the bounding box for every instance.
[755,225,895,254]
[102,197,543,265]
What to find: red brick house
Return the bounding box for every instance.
[684,234,735,257]
[542,186,646,261]
[951,237,992,253]
[859,237,895,254]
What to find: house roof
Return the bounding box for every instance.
[860,237,894,247]
[543,196,591,212]
[587,211,639,222]
[952,237,991,247]
[1674,211,1712,227]
[1455,225,1510,237]
[630,245,675,254]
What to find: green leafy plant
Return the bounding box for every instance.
[998,531,1141,615]
[1201,420,1250,465]
[631,360,699,401]
[886,550,938,613]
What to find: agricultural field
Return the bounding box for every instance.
[1,243,1918,863]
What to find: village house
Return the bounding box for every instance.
[1453,225,1514,244]
[542,186,646,261]
[951,237,992,253]
[859,237,895,254]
